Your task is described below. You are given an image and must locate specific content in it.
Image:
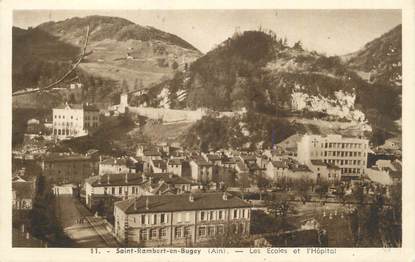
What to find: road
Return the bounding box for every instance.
[55,195,119,247]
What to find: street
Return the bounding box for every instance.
[55,195,119,247]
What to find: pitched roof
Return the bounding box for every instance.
[54,103,99,111]
[271,161,288,169]
[168,158,183,165]
[206,154,222,161]
[43,153,91,162]
[310,160,326,166]
[192,156,213,166]
[115,192,251,214]
[100,157,128,166]
[290,164,312,173]
[143,150,162,156]
[86,173,194,187]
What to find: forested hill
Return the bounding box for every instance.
[12,16,202,108]
[345,24,401,87]
[37,15,199,51]
[149,28,401,144]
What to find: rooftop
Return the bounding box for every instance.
[54,103,99,111]
[86,172,194,187]
[115,192,251,214]
[192,156,213,166]
[168,158,183,165]
[43,153,91,162]
[271,161,288,169]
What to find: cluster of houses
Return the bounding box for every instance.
[12,100,402,247]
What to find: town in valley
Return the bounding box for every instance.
[12,10,402,248]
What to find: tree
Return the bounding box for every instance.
[207,224,250,247]
[256,174,269,200]
[293,41,303,51]
[353,185,365,204]
[266,199,295,231]
[349,207,360,246]
[171,60,179,70]
[294,178,313,203]
[315,180,329,199]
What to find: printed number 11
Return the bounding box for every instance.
[91,248,99,254]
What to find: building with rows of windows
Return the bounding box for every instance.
[85,173,194,209]
[297,134,369,179]
[114,192,251,247]
[52,103,100,139]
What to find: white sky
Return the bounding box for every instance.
[13,9,401,55]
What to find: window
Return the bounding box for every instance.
[112,187,115,194]
[140,229,148,241]
[141,215,146,225]
[218,210,223,220]
[208,226,215,236]
[177,213,182,223]
[150,229,158,239]
[175,227,182,239]
[160,228,167,238]
[152,214,157,225]
[200,211,205,221]
[119,187,122,194]
[233,209,238,219]
[161,213,165,224]
[217,225,224,235]
[185,212,190,222]
[184,227,192,237]
[209,211,214,220]
[198,226,206,237]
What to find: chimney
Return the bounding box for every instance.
[98,176,101,185]
[142,174,147,182]
[107,175,110,184]
[189,193,194,202]
[125,173,128,183]
[25,232,30,240]
[149,176,152,184]
[134,198,137,210]
[222,192,228,201]
[169,173,173,179]
[99,155,102,162]
[145,197,149,210]
[21,224,25,233]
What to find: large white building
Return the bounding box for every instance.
[52,103,100,139]
[297,134,369,178]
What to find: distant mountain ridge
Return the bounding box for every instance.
[37,15,199,51]
[13,15,202,108]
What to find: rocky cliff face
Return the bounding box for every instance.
[291,89,366,122]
